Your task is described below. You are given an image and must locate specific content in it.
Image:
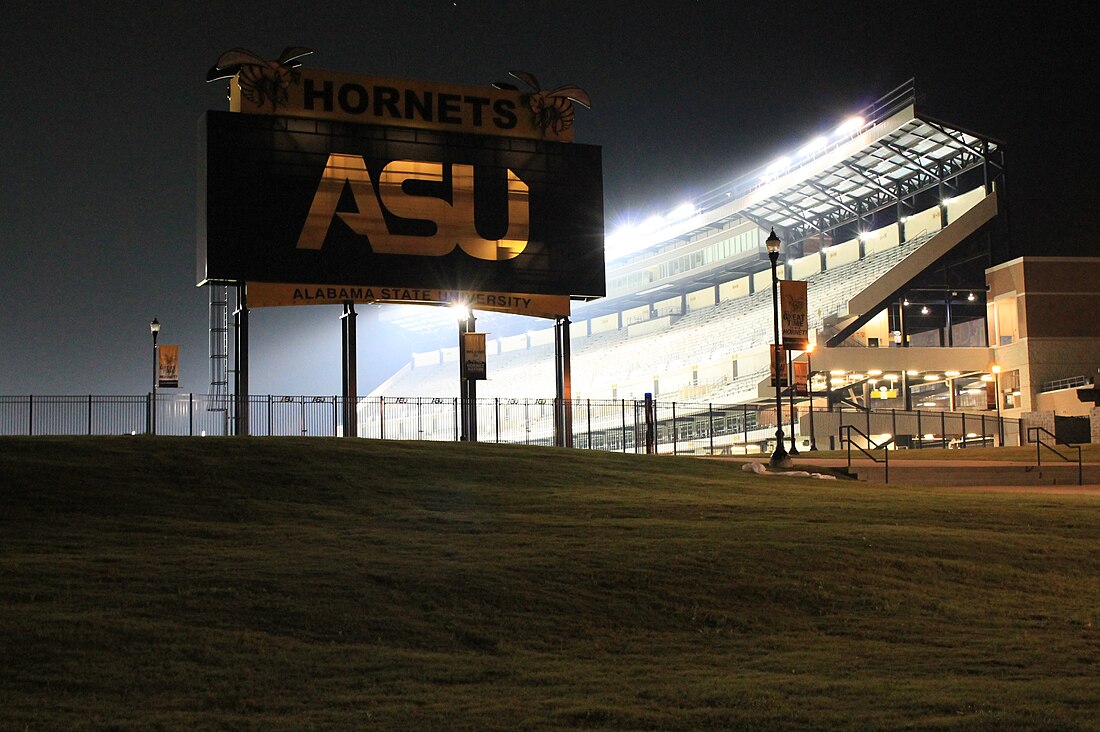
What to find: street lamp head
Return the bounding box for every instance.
[150,318,160,334]
[992,364,1001,374]
[765,228,781,255]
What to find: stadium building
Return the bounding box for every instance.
[363,81,1100,451]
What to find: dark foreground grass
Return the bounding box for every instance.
[2,436,1099,730]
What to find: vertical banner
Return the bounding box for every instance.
[158,345,180,388]
[770,344,788,387]
[462,333,487,381]
[793,359,809,396]
[780,280,809,350]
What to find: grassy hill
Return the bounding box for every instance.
[2,436,1099,730]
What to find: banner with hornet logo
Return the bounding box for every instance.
[780,280,809,350]
[158,345,180,388]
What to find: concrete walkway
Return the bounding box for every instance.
[711,455,1100,492]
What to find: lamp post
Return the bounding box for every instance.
[150,318,160,436]
[806,343,817,450]
[992,364,1003,446]
[788,347,799,455]
[767,229,791,468]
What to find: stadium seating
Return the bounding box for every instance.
[373,230,938,403]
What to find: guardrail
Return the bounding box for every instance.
[1026,426,1082,486]
[840,424,894,484]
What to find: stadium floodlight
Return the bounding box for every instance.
[945,370,960,377]
[868,369,882,376]
[924,374,939,381]
[834,116,864,137]
[798,136,828,158]
[450,303,470,321]
[765,228,790,469]
[666,203,695,221]
[762,157,790,181]
[967,292,977,301]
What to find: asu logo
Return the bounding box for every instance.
[297,154,530,260]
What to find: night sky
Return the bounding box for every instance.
[1,1,1093,396]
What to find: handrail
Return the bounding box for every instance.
[840,424,894,484]
[1026,426,1083,486]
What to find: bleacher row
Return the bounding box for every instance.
[372,229,938,402]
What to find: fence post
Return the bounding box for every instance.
[621,399,627,453]
[88,394,92,435]
[671,402,677,455]
[743,403,748,450]
[916,410,922,448]
[709,403,715,456]
[961,412,966,448]
[29,394,34,436]
[891,409,897,444]
[146,392,151,435]
[587,399,592,449]
[941,411,947,449]
[332,396,338,436]
[454,398,459,442]
[495,398,500,444]
[379,396,385,440]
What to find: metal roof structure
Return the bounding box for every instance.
[578,79,1005,321]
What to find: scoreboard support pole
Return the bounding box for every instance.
[233,283,250,436]
[554,316,573,448]
[341,301,358,437]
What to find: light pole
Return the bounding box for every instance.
[767,229,791,468]
[806,343,817,451]
[788,347,799,455]
[150,318,160,436]
[992,364,1003,446]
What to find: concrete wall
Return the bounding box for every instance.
[946,187,986,224]
[718,276,750,301]
[903,205,942,240]
[686,285,716,311]
[590,313,619,334]
[753,267,782,293]
[790,252,821,279]
[1021,410,1055,441]
[863,223,901,255]
[825,239,860,269]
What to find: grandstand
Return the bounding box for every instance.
[363,80,1100,447]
